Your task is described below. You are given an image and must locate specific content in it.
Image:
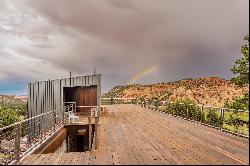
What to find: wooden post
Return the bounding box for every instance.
[186,106,189,119]
[88,116,92,151]
[15,123,21,164]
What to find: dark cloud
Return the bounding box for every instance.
[0,0,249,94]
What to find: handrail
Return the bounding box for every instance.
[104,97,248,137]
[0,108,64,165]
[0,109,61,131]
[77,106,98,108]
[101,97,136,100]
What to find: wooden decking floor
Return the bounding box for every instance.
[21,104,249,165]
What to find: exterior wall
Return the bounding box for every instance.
[55,139,67,154]
[63,85,97,113]
[27,74,101,139]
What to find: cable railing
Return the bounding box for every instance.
[138,99,249,137]
[0,108,64,165]
[63,102,100,151]
[0,98,248,164]
[101,97,249,137]
[101,97,137,105]
[0,102,101,165]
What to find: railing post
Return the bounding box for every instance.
[187,106,189,119]
[220,108,224,131]
[53,110,56,132]
[176,103,179,116]
[40,113,43,140]
[15,123,21,164]
[62,106,65,125]
[111,97,113,105]
[201,105,204,123]
[88,116,92,151]
[94,109,98,150]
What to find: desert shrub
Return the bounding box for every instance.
[205,109,222,127]
[0,107,19,128]
[0,107,20,141]
[224,111,248,131]
[152,98,161,110]
[163,98,206,121]
[226,114,242,129]
[224,93,249,111]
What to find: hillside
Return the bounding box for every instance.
[103,77,249,107]
[0,95,27,120]
[0,95,26,104]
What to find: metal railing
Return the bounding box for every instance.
[137,99,249,137]
[63,102,99,124]
[63,102,100,151]
[0,108,64,165]
[0,102,101,165]
[101,97,137,105]
[101,97,249,137]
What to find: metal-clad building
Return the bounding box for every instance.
[27,74,101,139]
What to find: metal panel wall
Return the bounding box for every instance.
[28,74,101,117]
[27,74,101,138]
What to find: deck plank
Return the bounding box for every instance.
[21,154,41,165]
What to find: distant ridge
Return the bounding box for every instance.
[0,95,27,103]
[103,77,249,107]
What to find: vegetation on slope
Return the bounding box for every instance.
[103,77,248,108]
[0,95,27,128]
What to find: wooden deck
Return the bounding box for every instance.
[21,104,249,165]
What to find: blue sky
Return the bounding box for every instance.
[0,0,249,95]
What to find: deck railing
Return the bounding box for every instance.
[138,100,249,137]
[63,102,100,151]
[0,98,248,164]
[0,108,64,165]
[101,98,249,137]
[0,102,101,165]
[101,97,137,105]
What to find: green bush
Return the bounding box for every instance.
[0,107,20,141]
[0,107,19,128]
[224,111,248,132]
[224,93,249,111]
[205,109,222,127]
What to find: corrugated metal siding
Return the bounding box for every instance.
[27,74,101,138]
[28,74,101,117]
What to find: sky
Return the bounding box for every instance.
[0,0,249,95]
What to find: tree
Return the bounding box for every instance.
[226,35,249,111]
[231,35,249,86]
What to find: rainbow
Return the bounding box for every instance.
[127,65,159,84]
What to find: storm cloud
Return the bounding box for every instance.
[0,0,249,94]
